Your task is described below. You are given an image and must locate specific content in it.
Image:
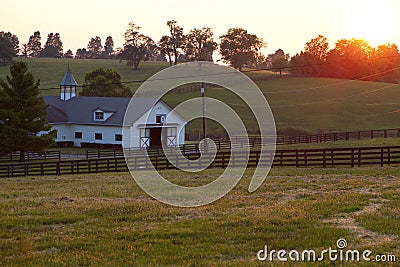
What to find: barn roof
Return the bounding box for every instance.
[59,66,78,86]
[43,96,165,126]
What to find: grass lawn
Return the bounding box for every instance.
[0,168,399,266]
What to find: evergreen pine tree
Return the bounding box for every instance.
[0,61,55,161]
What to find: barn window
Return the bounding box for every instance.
[95,133,103,140]
[75,132,82,139]
[156,114,166,124]
[95,112,104,120]
[115,134,122,141]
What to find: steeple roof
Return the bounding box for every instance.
[59,66,78,86]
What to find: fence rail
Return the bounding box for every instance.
[2,128,400,163]
[1,145,399,178]
[0,151,61,162]
[87,128,400,159]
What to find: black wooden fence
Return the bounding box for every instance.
[2,128,399,163]
[0,151,61,162]
[1,145,399,178]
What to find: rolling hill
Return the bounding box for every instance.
[1,58,400,135]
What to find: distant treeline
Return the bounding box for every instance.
[1,23,399,83]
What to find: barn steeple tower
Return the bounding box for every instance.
[59,65,77,101]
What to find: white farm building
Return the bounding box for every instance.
[44,67,186,148]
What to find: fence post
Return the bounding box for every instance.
[304,151,307,167]
[387,147,391,166]
[24,163,28,177]
[351,149,354,168]
[380,148,384,167]
[56,161,60,176]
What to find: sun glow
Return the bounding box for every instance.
[343,0,399,47]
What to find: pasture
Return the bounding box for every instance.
[1,58,399,266]
[0,58,169,94]
[0,168,399,266]
[1,58,400,135]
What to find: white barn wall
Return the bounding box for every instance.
[53,124,122,146]
[130,101,187,148]
[54,125,72,142]
[50,101,186,148]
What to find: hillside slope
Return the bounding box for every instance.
[1,58,399,134]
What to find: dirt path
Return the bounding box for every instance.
[323,198,398,248]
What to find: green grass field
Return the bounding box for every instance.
[0,58,169,95]
[1,59,399,266]
[1,58,400,135]
[163,77,400,135]
[0,168,399,266]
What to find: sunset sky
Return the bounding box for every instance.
[1,0,399,57]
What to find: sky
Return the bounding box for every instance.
[1,0,400,57]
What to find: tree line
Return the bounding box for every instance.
[1,21,400,82]
[288,35,400,83]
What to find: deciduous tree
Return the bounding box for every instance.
[219,28,265,70]
[75,48,88,59]
[166,20,185,65]
[290,51,323,77]
[103,36,114,58]
[304,35,329,60]
[41,33,63,58]
[64,49,73,58]
[0,61,55,160]
[0,35,15,62]
[80,68,132,97]
[87,36,102,59]
[184,27,217,61]
[158,35,174,65]
[271,56,288,75]
[325,38,373,79]
[120,22,156,70]
[0,31,19,55]
[371,43,400,83]
[27,31,42,57]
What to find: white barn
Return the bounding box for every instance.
[44,68,186,148]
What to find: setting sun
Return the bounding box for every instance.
[343,0,399,47]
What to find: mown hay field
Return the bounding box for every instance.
[0,168,399,266]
